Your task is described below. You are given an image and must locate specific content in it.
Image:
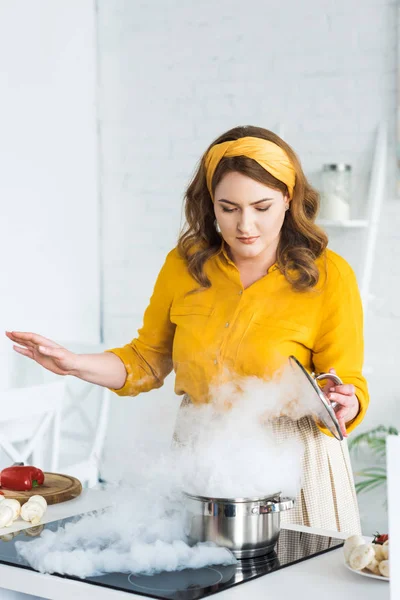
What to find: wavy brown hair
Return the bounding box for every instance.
[178,125,328,292]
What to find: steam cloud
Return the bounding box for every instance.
[16,363,322,578]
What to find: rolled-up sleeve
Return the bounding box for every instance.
[105,250,177,396]
[312,265,369,436]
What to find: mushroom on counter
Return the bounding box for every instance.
[2,499,21,521]
[0,505,14,527]
[20,496,46,525]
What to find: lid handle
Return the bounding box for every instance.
[314,372,343,408]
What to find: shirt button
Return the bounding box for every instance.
[214,359,218,365]
[225,322,230,328]
[238,290,243,295]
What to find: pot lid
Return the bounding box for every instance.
[183,491,282,503]
[288,355,343,441]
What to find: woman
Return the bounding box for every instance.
[6,125,368,534]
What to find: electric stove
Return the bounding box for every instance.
[0,516,344,599]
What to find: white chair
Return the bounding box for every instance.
[0,380,67,472]
[59,384,111,487]
[6,341,112,488]
[55,341,111,488]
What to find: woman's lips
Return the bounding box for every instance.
[237,236,259,245]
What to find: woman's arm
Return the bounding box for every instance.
[5,331,128,389]
[104,249,179,396]
[71,351,128,389]
[312,258,369,437]
[6,249,180,395]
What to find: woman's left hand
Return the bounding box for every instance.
[322,368,360,438]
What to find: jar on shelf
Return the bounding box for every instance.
[319,163,352,221]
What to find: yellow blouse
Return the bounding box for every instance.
[107,245,369,436]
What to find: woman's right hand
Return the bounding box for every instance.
[5,331,79,376]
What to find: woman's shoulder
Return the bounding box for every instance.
[163,246,187,270]
[315,248,358,287]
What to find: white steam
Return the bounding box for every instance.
[15,364,324,578]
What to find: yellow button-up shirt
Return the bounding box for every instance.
[107,245,369,436]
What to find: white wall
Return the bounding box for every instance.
[0,0,100,388]
[0,0,397,534]
[97,0,400,481]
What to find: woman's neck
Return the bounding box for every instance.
[227,241,278,274]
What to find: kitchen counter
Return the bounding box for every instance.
[0,489,389,600]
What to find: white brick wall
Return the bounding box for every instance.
[97,0,400,480]
[0,0,100,380]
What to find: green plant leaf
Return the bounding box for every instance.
[355,479,385,494]
[354,467,387,495]
[349,425,398,458]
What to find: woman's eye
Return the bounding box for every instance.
[222,207,236,213]
[256,207,270,212]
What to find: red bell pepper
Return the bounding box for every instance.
[0,465,45,491]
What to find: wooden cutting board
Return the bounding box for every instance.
[0,472,82,505]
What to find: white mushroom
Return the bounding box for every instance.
[2,499,21,521]
[25,499,47,522]
[379,559,390,578]
[343,534,366,563]
[0,505,14,528]
[23,525,44,537]
[27,495,47,512]
[366,557,381,575]
[0,532,16,541]
[381,542,389,560]
[349,544,375,571]
[372,543,385,562]
[20,501,44,526]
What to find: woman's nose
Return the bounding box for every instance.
[237,211,253,234]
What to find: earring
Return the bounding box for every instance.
[215,220,221,233]
[285,205,290,211]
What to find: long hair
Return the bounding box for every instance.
[178,125,328,292]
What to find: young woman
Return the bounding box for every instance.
[6,125,368,534]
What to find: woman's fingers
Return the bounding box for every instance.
[329,383,355,396]
[334,406,349,420]
[13,345,34,359]
[328,392,352,405]
[337,416,348,438]
[5,331,61,349]
[37,346,65,360]
[7,331,68,365]
[6,333,37,350]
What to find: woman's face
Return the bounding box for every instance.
[213,171,289,262]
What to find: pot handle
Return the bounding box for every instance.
[260,497,295,514]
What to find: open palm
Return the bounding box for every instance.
[5,331,78,376]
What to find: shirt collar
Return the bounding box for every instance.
[217,239,279,274]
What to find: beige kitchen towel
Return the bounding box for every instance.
[173,396,361,536]
[272,415,361,535]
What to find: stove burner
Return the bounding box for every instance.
[128,566,223,593]
[237,551,278,568]
[239,552,277,566]
[0,517,345,600]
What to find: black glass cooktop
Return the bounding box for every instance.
[0,516,343,599]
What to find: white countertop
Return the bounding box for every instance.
[0,489,390,600]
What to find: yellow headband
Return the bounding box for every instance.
[204,136,296,200]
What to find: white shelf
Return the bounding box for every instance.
[317,219,369,228]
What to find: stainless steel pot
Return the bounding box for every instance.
[183,492,295,558]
